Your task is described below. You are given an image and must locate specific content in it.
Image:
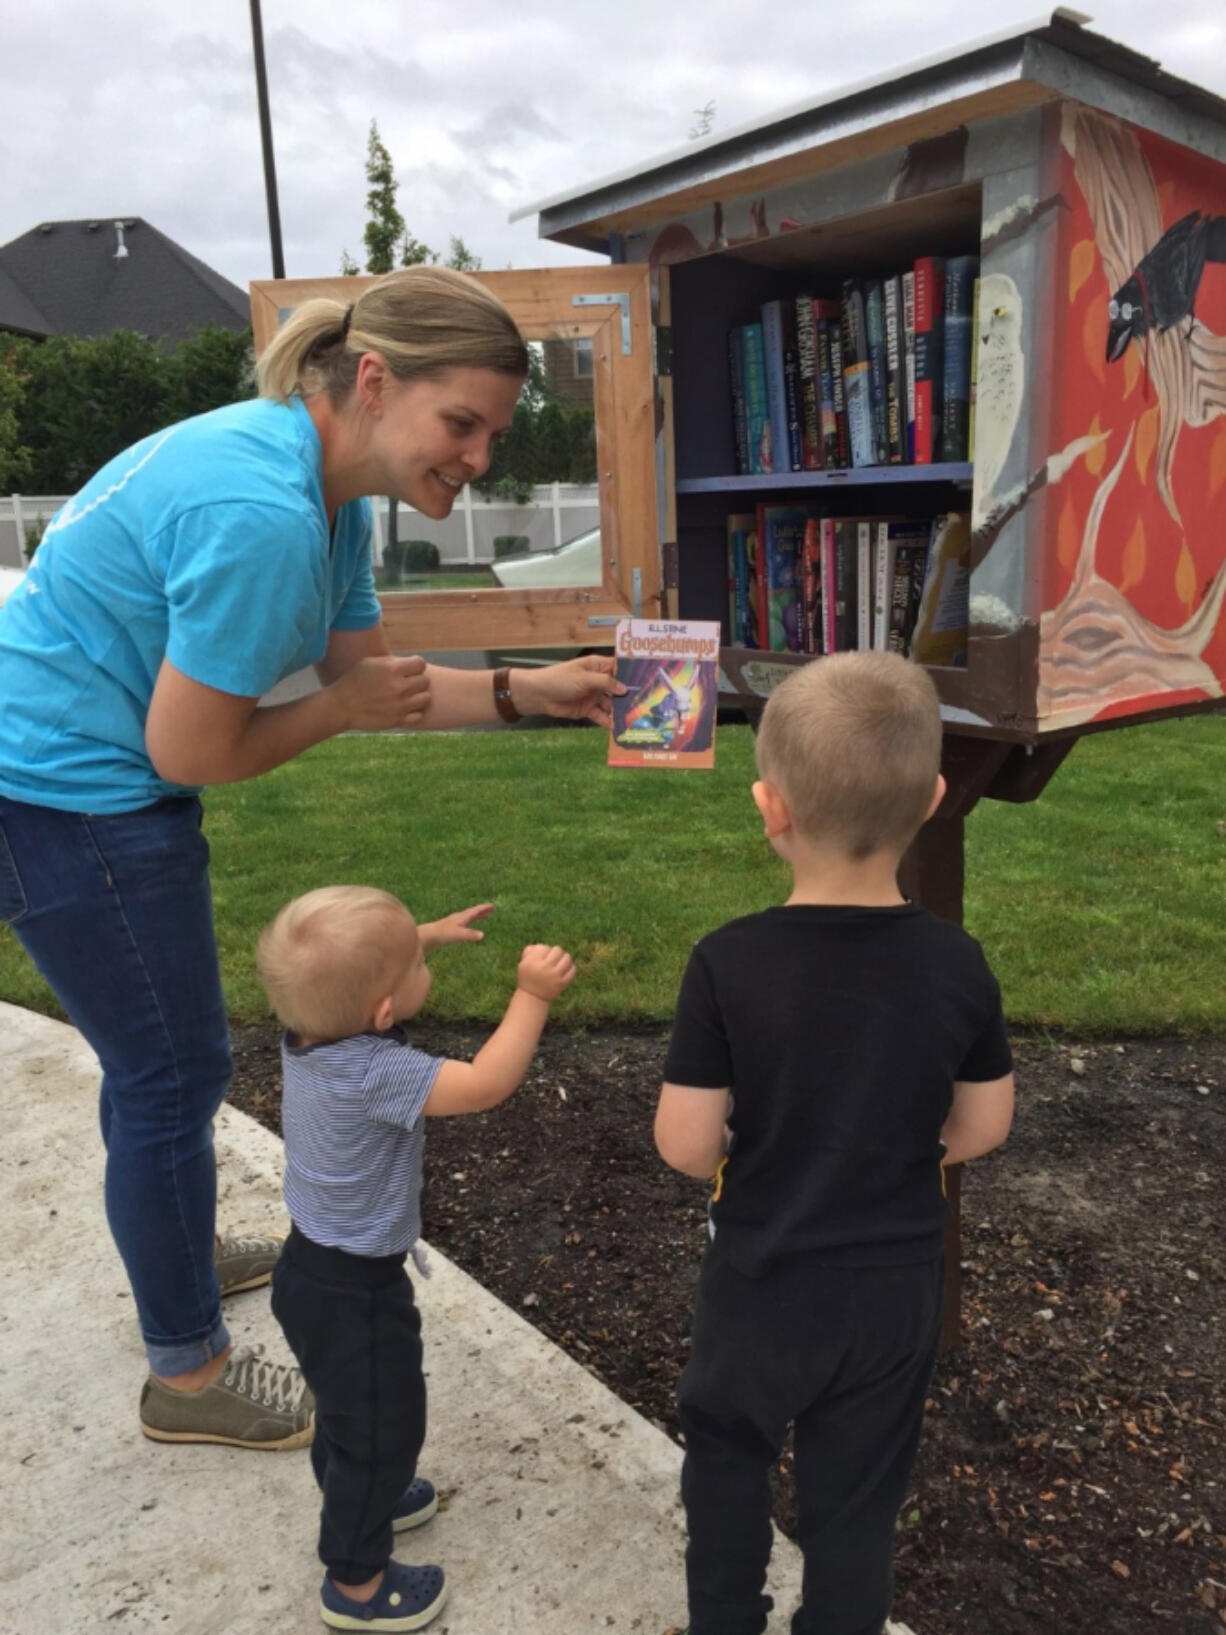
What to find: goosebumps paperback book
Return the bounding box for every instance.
[608,619,720,770]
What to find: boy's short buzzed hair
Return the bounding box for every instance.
[256,885,416,1043]
[755,652,942,859]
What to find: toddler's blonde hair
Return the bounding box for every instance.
[256,885,416,1042]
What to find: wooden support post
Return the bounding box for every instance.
[898,737,1010,1353]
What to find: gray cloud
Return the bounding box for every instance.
[1,0,1222,290]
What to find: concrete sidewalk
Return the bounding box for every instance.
[0,1003,917,1635]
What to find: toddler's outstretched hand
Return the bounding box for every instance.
[421,904,495,948]
[517,944,575,1003]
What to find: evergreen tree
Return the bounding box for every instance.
[399,230,437,267]
[363,120,405,274]
[446,236,482,272]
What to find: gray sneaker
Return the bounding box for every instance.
[215,1229,284,1295]
[140,1345,314,1450]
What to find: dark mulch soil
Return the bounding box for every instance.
[229,1023,1226,1635]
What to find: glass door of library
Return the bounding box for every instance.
[250,266,663,658]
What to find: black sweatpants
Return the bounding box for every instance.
[271,1225,426,1584]
[677,1248,943,1635]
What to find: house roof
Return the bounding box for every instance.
[513,10,1226,253]
[0,264,50,339]
[0,218,249,341]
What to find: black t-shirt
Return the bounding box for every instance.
[664,903,1012,1275]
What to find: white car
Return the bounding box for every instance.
[490,527,602,590]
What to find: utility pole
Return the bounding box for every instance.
[249,0,286,278]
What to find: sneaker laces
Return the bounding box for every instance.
[222,1345,308,1414]
[216,1231,278,1257]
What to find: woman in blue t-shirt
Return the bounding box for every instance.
[0,265,619,1452]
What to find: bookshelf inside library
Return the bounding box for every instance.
[666,186,984,710]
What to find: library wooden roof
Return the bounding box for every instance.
[514,11,1226,254]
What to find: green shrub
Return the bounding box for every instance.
[403,539,440,572]
[493,535,530,560]
[22,516,47,561]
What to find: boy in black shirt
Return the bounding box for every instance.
[656,651,1014,1635]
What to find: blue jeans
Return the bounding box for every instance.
[0,793,233,1375]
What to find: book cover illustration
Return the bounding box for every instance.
[726,513,759,649]
[608,620,721,770]
[756,503,811,651]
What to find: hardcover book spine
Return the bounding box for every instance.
[760,300,793,476]
[865,280,889,466]
[841,282,874,469]
[740,323,771,476]
[912,256,946,466]
[815,302,841,469]
[856,520,874,651]
[828,321,850,468]
[883,275,905,464]
[801,516,822,655]
[795,295,823,471]
[820,517,838,655]
[902,270,917,463]
[728,326,749,475]
[941,255,978,464]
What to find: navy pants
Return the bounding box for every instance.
[272,1226,427,1584]
[0,793,232,1374]
[678,1249,944,1635]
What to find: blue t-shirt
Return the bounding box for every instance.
[0,396,381,813]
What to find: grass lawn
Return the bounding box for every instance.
[1,714,1223,1034]
[374,573,497,591]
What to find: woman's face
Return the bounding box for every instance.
[372,366,523,519]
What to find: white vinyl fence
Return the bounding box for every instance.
[0,485,600,571]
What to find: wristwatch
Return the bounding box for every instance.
[492,667,522,724]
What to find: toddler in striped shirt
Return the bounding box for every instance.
[256,884,574,1633]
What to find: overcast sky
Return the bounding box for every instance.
[4,1,1225,293]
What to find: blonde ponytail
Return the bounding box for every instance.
[257,266,527,405]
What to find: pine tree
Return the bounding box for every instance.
[446,236,482,271]
[363,120,405,274]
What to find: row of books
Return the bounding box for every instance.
[726,505,970,667]
[728,255,979,475]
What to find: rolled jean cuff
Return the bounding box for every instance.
[145,1315,231,1378]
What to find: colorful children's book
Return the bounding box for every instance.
[755,503,811,652]
[740,322,772,475]
[726,512,759,649]
[609,619,721,769]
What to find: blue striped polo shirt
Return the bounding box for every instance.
[281,1025,443,1257]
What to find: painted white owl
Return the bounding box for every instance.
[972,273,1025,530]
